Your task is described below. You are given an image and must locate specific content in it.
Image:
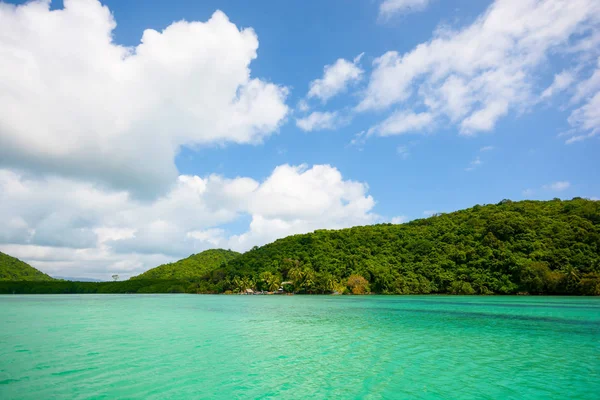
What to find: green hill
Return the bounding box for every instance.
[2,198,599,295]
[215,198,600,295]
[0,251,55,281]
[131,249,241,280]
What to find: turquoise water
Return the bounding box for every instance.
[1,295,599,399]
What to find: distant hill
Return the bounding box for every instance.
[131,249,241,280]
[0,251,55,281]
[53,276,105,282]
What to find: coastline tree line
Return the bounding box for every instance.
[1,198,599,295]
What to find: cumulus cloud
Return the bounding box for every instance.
[0,165,377,279]
[307,54,364,103]
[480,146,495,152]
[229,164,376,249]
[543,181,571,191]
[296,111,345,132]
[360,0,600,136]
[379,0,432,19]
[0,0,288,196]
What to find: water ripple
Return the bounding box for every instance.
[0,295,599,399]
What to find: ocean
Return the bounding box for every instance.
[1,295,598,399]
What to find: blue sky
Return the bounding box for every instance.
[113,0,597,216]
[0,0,598,278]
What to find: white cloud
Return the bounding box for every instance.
[566,92,600,143]
[368,111,434,136]
[244,164,375,222]
[229,165,376,250]
[360,0,600,135]
[297,99,310,112]
[465,156,482,171]
[480,146,495,152]
[296,111,344,132]
[186,229,226,246]
[540,71,575,99]
[543,181,571,191]
[348,131,367,151]
[379,0,431,18]
[571,58,600,103]
[397,145,410,159]
[0,165,377,279]
[564,58,600,143]
[307,54,364,102]
[0,1,288,196]
[391,215,408,224]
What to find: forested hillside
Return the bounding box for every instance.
[214,198,600,295]
[0,252,55,281]
[2,199,598,295]
[131,249,240,280]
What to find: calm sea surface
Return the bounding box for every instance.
[0,295,599,399]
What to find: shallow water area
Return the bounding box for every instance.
[1,295,599,399]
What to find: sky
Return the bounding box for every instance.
[0,0,598,279]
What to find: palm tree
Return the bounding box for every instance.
[241,276,252,292]
[563,264,581,291]
[322,273,335,294]
[288,266,304,293]
[268,278,280,292]
[302,267,316,293]
[260,272,275,291]
[232,276,243,293]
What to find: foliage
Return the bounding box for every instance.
[218,198,599,295]
[130,249,240,280]
[347,274,369,294]
[0,279,200,294]
[2,198,599,295]
[0,252,55,281]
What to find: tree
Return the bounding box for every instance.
[563,264,581,291]
[302,266,316,293]
[5,198,599,295]
[260,271,281,292]
[347,274,369,294]
[288,266,304,293]
[232,276,243,293]
[112,274,119,282]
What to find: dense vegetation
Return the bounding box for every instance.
[1,198,598,295]
[211,198,599,295]
[0,279,194,294]
[0,252,55,281]
[131,249,240,280]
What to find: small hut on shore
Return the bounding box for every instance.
[276,281,293,294]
